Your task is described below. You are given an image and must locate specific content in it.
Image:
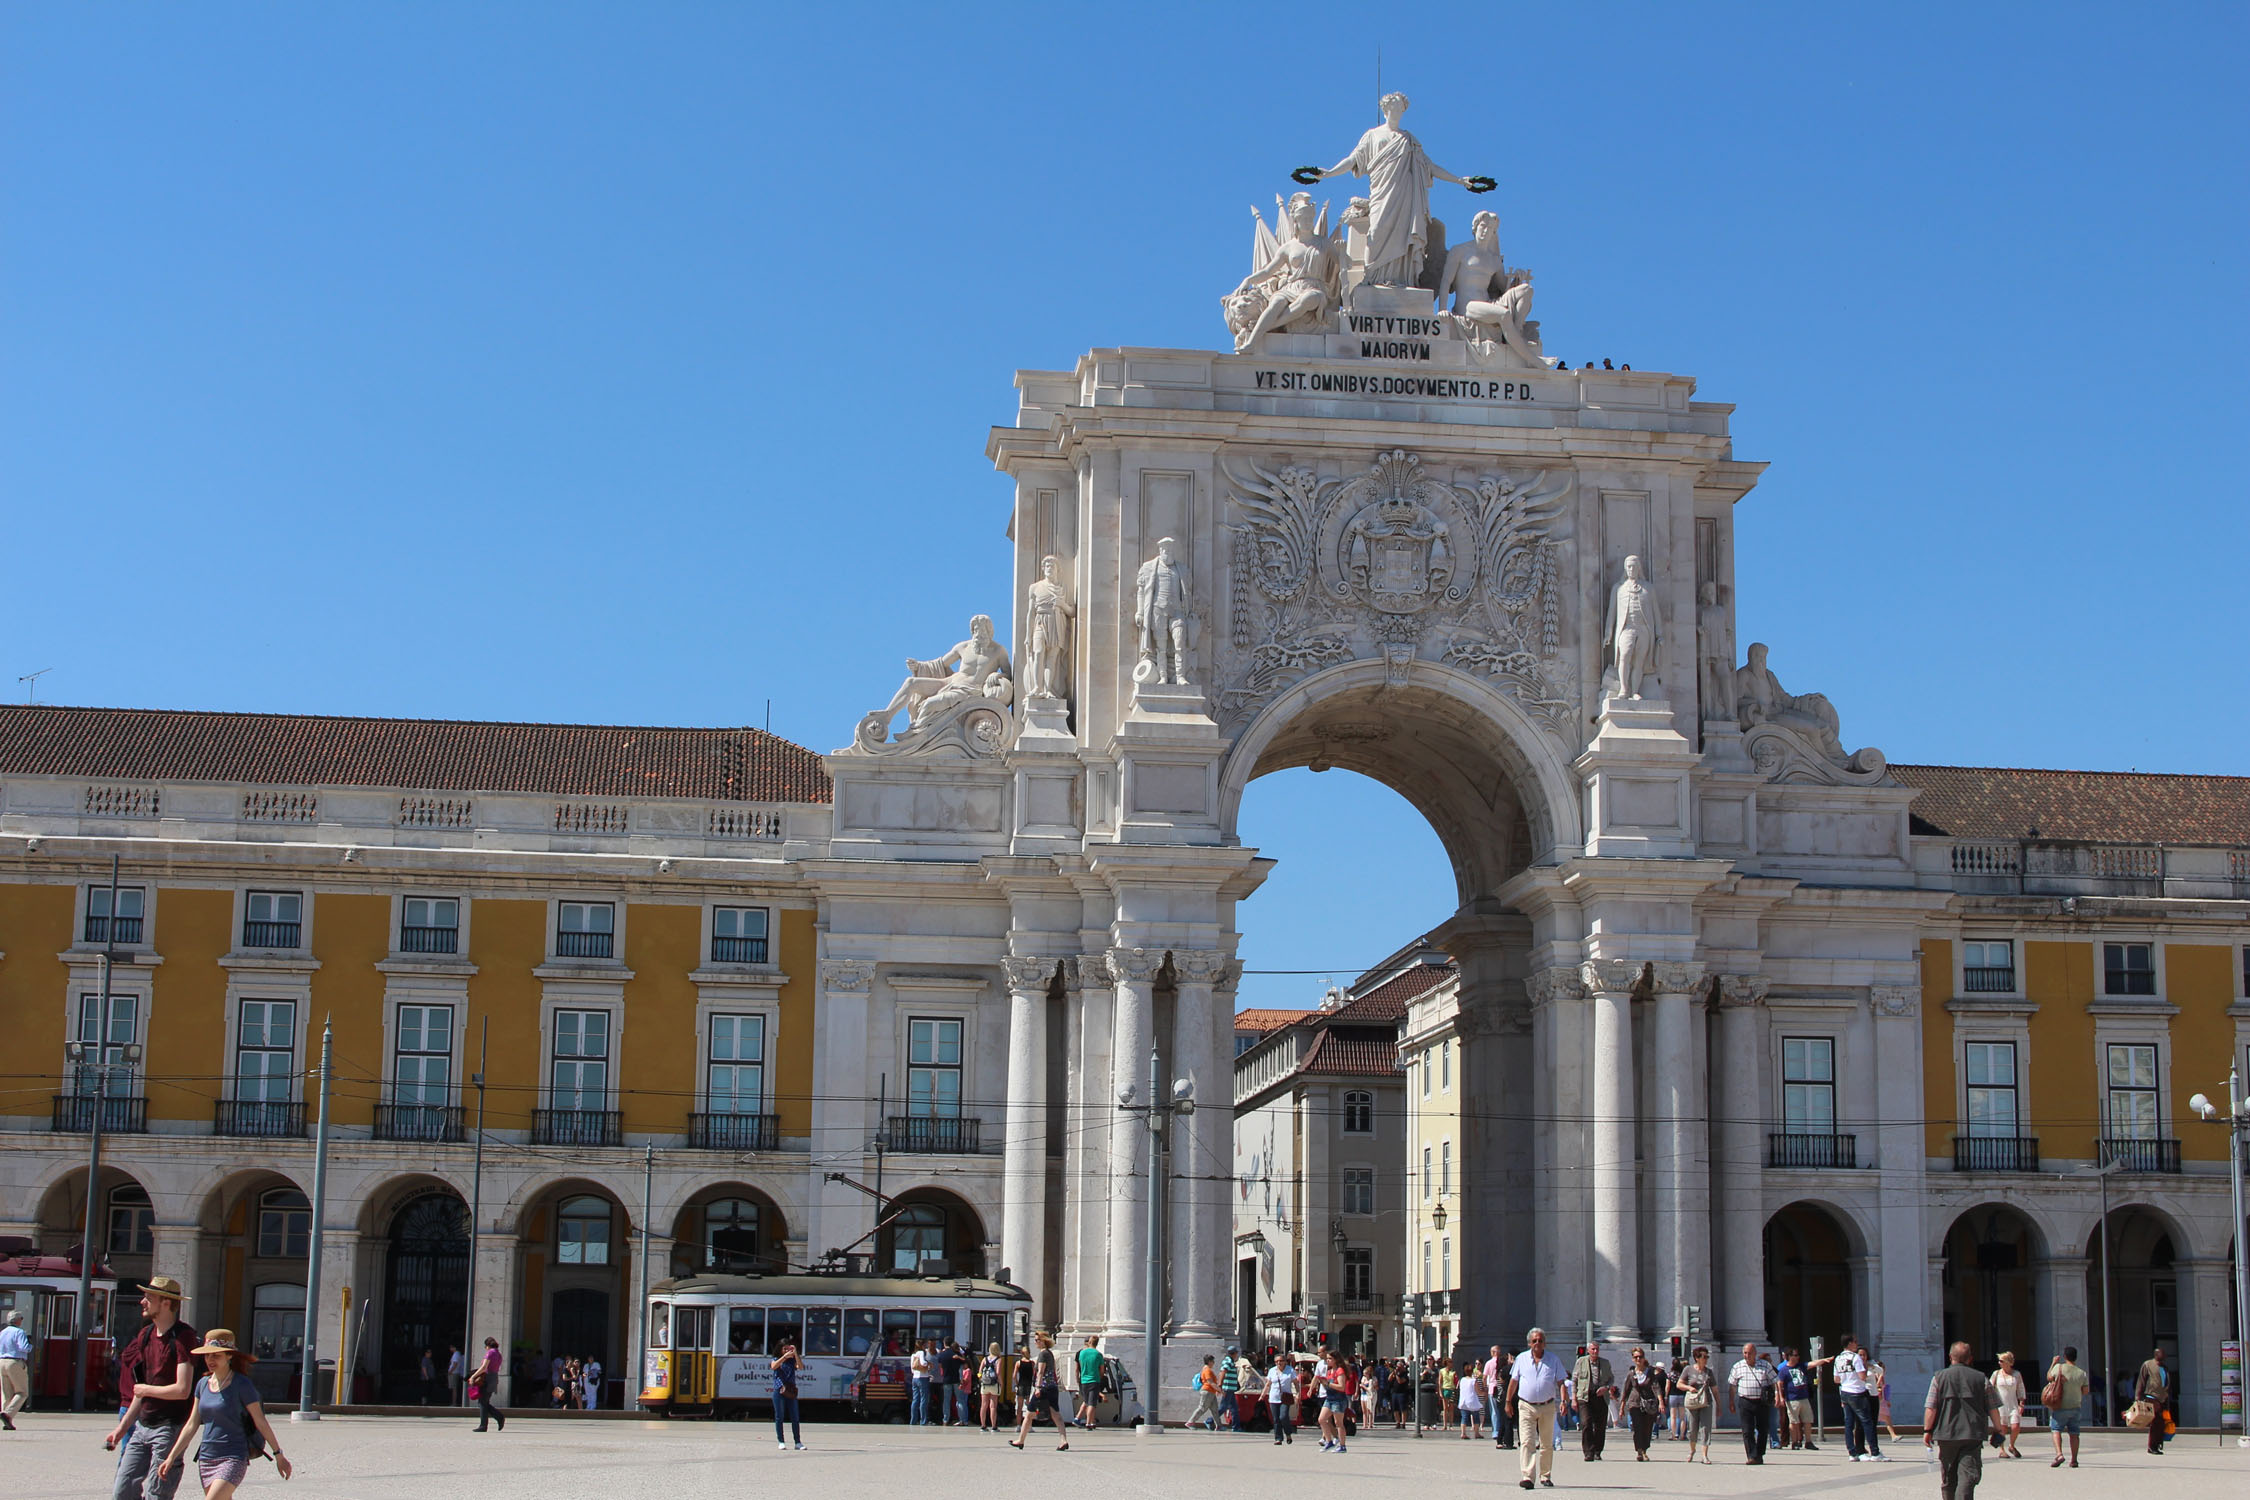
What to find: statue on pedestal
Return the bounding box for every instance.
[1602,554,1662,701]
[856,614,1015,755]
[1733,641,1888,784]
[1134,537,1193,687]
[1435,211,1544,368]
[1024,554,1076,703]
[1224,193,1346,353]
[1294,92,1493,289]
[1696,581,1734,720]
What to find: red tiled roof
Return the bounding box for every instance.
[1892,763,2250,846]
[1332,958,1454,1022]
[1303,1031,1402,1077]
[1233,1008,1315,1034]
[0,704,832,804]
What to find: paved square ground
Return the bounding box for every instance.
[11,1413,2245,1500]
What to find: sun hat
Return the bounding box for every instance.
[190,1329,255,1364]
[142,1275,189,1304]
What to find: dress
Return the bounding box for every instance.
[1339,124,1437,285]
[1990,1369,2024,1423]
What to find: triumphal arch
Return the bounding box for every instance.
[821,97,1925,1389]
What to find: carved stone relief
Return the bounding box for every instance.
[819,958,876,993]
[1171,949,1232,985]
[1648,961,1707,995]
[1001,955,1060,993]
[1524,967,1585,1008]
[1714,973,1770,1010]
[1870,985,1919,1018]
[1102,946,1166,985]
[1580,957,1647,996]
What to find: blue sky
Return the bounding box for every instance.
[5,5,2245,1011]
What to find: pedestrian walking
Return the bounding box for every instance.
[1872,1349,1900,1442]
[1572,1341,1614,1460]
[0,1309,31,1430]
[1504,1326,1571,1490]
[1833,1334,1886,1461]
[1725,1342,1778,1465]
[1438,1358,1457,1428]
[446,1344,463,1406]
[469,1336,504,1431]
[1008,1333,1069,1450]
[1620,1347,1663,1461]
[1074,1335,1104,1429]
[1673,1347,1716,1464]
[1987,1352,2024,1458]
[1483,1345,1510,1448]
[2134,1346,2170,1454]
[1458,1359,1486,1439]
[1313,1350,1352,1453]
[1924,1340,2000,1500]
[770,1340,804,1449]
[1264,1351,1298,1444]
[155,1330,293,1499]
[2042,1346,2088,1468]
[978,1343,1003,1431]
[583,1356,602,1411]
[1665,1357,1686,1440]
[107,1275,200,1500]
[1191,1355,1221,1430]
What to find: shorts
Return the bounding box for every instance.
[1322,1395,1347,1412]
[2051,1411,2081,1436]
[1786,1398,1813,1423]
[199,1456,252,1488]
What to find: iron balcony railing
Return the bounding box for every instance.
[83,914,143,945]
[688,1111,781,1150]
[533,1108,621,1147]
[1952,1134,2040,1172]
[885,1115,983,1154]
[53,1094,147,1134]
[214,1099,307,1138]
[1767,1131,1858,1169]
[1961,966,2017,993]
[241,920,301,949]
[1341,1292,1386,1312]
[398,925,459,955]
[710,935,769,964]
[2098,1136,2182,1174]
[374,1102,466,1142]
[555,930,613,960]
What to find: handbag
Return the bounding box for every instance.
[2125,1398,2155,1429]
[1684,1385,1708,1411]
[2040,1373,2065,1409]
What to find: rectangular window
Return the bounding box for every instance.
[72,993,140,1094]
[234,1000,297,1101]
[1781,1036,1836,1132]
[393,1004,453,1104]
[1440,1038,1451,1090]
[843,1308,879,1357]
[1440,1238,1452,1288]
[726,1307,764,1355]
[1962,939,2015,993]
[711,906,769,964]
[906,1018,962,1117]
[85,886,145,945]
[1341,1167,1374,1216]
[1341,1090,1374,1133]
[1440,1140,1452,1197]
[2103,943,2155,996]
[551,1009,611,1109]
[1420,1053,1431,1098]
[804,1306,842,1357]
[1964,1041,2018,1136]
[707,1014,766,1113]
[1421,1145,1432,1202]
[400,897,460,955]
[243,891,302,948]
[1342,1248,1373,1302]
[1421,1239,1430,1292]
[108,1188,154,1256]
[557,901,615,959]
[2106,1043,2159,1138]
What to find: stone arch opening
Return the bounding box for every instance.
[1764,1201,1863,1376]
[879,1188,986,1277]
[1942,1203,2044,1374]
[31,1164,154,1350]
[2084,1203,2185,1415]
[668,1184,790,1276]
[193,1169,315,1403]
[377,1185,469,1403]
[516,1178,632,1384]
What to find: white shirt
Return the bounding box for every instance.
[910,1348,931,1377]
[1729,1359,1777,1400]
[1264,1363,1297,1401]
[1834,1350,1867,1395]
[0,1324,30,1360]
[1510,1349,1569,1404]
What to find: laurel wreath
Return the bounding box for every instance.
[1466,176,1497,193]
[1290,166,1322,185]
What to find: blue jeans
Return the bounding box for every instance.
[1843,1391,1879,1456]
[773,1392,801,1444]
[112,1420,185,1500]
[947,1383,968,1423]
[909,1377,931,1424]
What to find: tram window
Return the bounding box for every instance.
[648,1303,670,1350]
[843,1308,879,1356]
[726,1307,762,1355]
[919,1310,955,1344]
[972,1311,1009,1353]
[804,1306,841,1357]
[47,1294,75,1341]
[880,1308,917,1354]
[765,1306,803,1356]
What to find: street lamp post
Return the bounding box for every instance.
[1128,1048,1195,1436]
[67,853,134,1414]
[2189,1067,2250,1447]
[2080,1156,2125,1429]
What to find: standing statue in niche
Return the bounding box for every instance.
[1696,581,1734,720]
[859,614,1014,747]
[1024,554,1076,703]
[1293,92,1493,289]
[1134,537,1193,687]
[1602,554,1663,700]
[1435,211,1545,368]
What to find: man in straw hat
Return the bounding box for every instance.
[107,1275,199,1500]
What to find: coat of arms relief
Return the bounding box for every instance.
[1218,449,1576,739]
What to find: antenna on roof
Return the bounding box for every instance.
[18,668,52,703]
[765,699,771,735]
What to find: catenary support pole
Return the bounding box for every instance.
[1142,1046,1164,1435]
[638,1143,654,1410]
[2228,1065,2248,1448]
[293,1017,333,1421]
[70,855,124,1413]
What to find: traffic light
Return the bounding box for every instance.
[1685,1305,1702,1348]
[1669,1334,1683,1366]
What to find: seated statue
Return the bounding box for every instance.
[1734,641,1847,761]
[860,614,1014,748]
[1224,192,1345,353]
[1434,211,1543,369]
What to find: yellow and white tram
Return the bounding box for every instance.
[640,1272,1032,1419]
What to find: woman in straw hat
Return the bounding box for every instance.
[156,1329,292,1496]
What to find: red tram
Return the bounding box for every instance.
[0,1241,124,1405]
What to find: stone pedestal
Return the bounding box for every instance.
[1576,698,1698,857]
[1111,687,1224,846]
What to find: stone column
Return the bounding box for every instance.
[1000,955,1055,1320]
[469,1224,518,1400]
[1713,974,1770,1344]
[148,1221,215,1314]
[1104,946,1161,1339]
[1582,958,1642,1343]
[1527,967,1588,1335]
[1455,992,1532,1348]
[2177,1255,2232,1425]
[1062,955,1112,1336]
[625,1233,674,1408]
[1169,950,1231,1337]
[2035,1253,2088,1371]
[1649,963,1708,1339]
[807,959,875,1261]
[1870,985,1938,1390]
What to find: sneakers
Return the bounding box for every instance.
[794,1442,806,1451]
[777,1442,788,1450]
[1869,1452,1892,1462]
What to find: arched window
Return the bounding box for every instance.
[890,1204,945,1272]
[558,1196,612,1266]
[256,1188,310,1258]
[250,1282,306,1362]
[703,1198,761,1270]
[1342,1090,1374,1134]
[107,1183,153,1255]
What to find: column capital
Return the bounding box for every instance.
[1457,998,1531,1039]
[1526,966,1585,1007]
[1714,974,1770,1010]
[1869,984,1920,1019]
[1650,961,1706,995]
[1579,957,1644,996]
[1001,955,1060,993]
[1171,948,1232,985]
[1101,946,1164,984]
[818,957,875,993]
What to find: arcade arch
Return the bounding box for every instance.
[878,1187,986,1277]
[669,1184,789,1276]
[194,1169,314,1402]
[1942,1204,2043,1373]
[2085,1204,2185,1404]
[517,1179,632,1376]
[1765,1201,1863,1365]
